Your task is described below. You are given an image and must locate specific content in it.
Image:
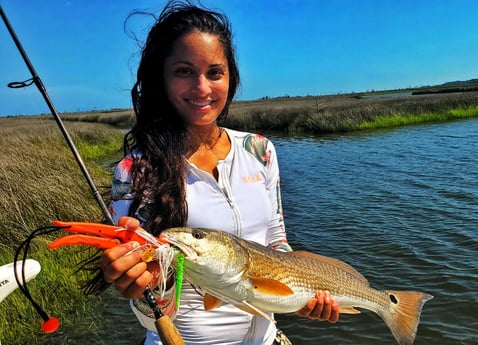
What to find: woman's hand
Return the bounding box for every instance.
[296,290,339,323]
[99,217,157,299]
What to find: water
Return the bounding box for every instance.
[69,118,478,344]
[273,118,478,344]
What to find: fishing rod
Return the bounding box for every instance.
[0,5,114,226]
[1,6,185,344]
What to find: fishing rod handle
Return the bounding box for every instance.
[155,315,185,345]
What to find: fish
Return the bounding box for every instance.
[160,227,433,345]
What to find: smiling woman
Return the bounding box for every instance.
[164,31,230,128]
[93,1,339,345]
[163,30,232,178]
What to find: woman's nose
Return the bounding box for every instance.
[193,74,211,95]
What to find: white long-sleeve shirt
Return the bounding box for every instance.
[109,128,290,345]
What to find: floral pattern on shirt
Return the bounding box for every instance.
[243,134,271,167]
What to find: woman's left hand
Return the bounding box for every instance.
[296,290,339,323]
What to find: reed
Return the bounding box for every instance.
[0,117,123,344]
[225,92,478,133]
[55,91,478,134]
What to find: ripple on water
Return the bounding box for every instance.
[275,119,478,345]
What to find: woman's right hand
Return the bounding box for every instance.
[99,217,156,299]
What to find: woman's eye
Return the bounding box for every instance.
[208,69,224,80]
[175,68,193,76]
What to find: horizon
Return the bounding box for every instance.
[3,79,478,118]
[1,0,477,116]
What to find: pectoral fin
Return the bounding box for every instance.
[204,293,223,311]
[249,276,294,296]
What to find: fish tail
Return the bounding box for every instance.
[380,290,433,345]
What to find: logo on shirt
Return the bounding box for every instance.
[242,173,264,184]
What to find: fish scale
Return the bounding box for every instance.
[162,227,433,345]
[241,237,390,313]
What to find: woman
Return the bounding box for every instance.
[100,1,339,344]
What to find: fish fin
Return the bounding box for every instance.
[249,276,294,296]
[380,290,434,345]
[203,293,223,311]
[338,307,361,314]
[234,301,276,323]
[289,251,370,285]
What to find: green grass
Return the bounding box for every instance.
[0,117,123,344]
[358,105,478,130]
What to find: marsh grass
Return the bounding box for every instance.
[54,109,135,129]
[0,117,123,344]
[56,92,478,134]
[225,92,478,133]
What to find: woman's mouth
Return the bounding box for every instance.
[187,99,213,108]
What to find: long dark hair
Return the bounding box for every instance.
[126,1,240,235]
[84,1,240,295]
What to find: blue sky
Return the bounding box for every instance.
[1,0,477,116]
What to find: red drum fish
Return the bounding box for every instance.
[161,227,433,345]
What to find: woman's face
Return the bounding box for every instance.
[164,31,230,128]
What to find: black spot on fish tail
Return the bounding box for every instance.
[381,290,433,345]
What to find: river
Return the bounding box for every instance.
[272,118,478,344]
[53,118,478,344]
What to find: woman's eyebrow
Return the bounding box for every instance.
[171,61,226,68]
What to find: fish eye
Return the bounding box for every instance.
[192,229,205,239]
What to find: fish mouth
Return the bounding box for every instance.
[161,234,198,262]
